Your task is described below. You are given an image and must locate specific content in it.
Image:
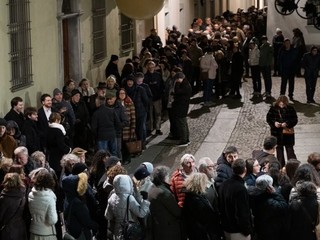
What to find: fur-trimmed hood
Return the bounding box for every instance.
[62,173,88,199]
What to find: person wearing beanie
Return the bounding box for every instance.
[105,54,121,85]
[105,174,150,239]
[133,162,154,197]
[62,173,98,239]
[200,46,218,106]
[70,87,90,149]
[124,73,149,148]
[171,71,192,147]
[248,174,288,240]
[0,118,17,158]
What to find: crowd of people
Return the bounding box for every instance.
[0,6,320,240]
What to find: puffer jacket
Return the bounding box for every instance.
[105,174,150,237]
[214,153,233,191]
[200,53,218,80]
[170,169,187,208]
[28,187,58,236]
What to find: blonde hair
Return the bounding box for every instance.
[77,172,88,196]
[0,157,13,171]
[184,173,208,194]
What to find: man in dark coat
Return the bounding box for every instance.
[214,146,238,191]
[219,158,252,240]
[172,72,192,147]
[91,96,121,155]
[4,97,25,132]
[23,107,42,154]
[252,136,278,166]
[37,94,52,150]
[301,46,320,104]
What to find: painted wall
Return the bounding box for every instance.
[0,0,60,116]
[267,0,320,46]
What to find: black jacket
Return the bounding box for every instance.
[91,105,121,141]
[23,118,42,154]
[172,79,192,118]
[4,109,25,132]
[214,153,233,191]
[218,175,252,236]
[144,71,164,101]
[248,187,288,240]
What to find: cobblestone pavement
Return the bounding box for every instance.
[126,76,320,173]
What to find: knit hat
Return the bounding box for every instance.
[110,54,119,62]
[174,72,185,80]
[71,89,81,97]
[134,162,154,180]
[105,91,117,99]
[96,82,107,89]
[105,156,120,170]
[126,74,135,82]
[0,118,7,127]
[71,162,88,175]
[53,88,62,96]
[256,174,273,190]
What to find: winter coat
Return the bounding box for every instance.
[278,47,298,75]
[111,100,129,137]
[231,51,244,80]
[105,62,121,85]
[244,173,257,187]
[252,149,277,165]
[266,104,298,146]
[301,52,320,78]
[200,53,218,79]
[289,192,318,240]
[147,182,182,240]
[105,174,150,237]
[144,71,164,101]
[188,45,203,67]
[214,153,233,191]
[121,99,136,142]
[0,187,27,240]
[4,109,25,132]
[28,187,58,237]
[91,105,121,141]
[62,174,98,240]
[259,42,273,66]
[248,45,260,66]
[125,84,149,118]
[183,191,223,240]
[23,118,42,154]
[170,169,188,208]
[218,175,252,236]
[248,187,288,240]
[172,78,192,118]
[46,124,71,174]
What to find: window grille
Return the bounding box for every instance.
[92,0,106,63]
[7,0,33,92]
[120,14,134,53]
[307,0,320,25]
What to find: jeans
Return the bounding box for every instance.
[97,139,117,155]
[203,78,214,102]
[260,65,272,94]
[280,73,295,97]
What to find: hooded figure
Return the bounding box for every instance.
[6,120,26,147]
[105,174,150,238]
[62,173,97,240]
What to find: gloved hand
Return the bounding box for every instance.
[140,191,148,200]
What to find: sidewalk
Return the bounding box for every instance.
[124,76,320,174]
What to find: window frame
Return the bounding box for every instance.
[92,0,106,63]
[120,13,134,55]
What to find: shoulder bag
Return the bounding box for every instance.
[121,195,144,240]
[278,110,294,135]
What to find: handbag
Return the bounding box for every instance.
[121,195,144,240]
[125,133,142,154]
[282,127,294,135]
